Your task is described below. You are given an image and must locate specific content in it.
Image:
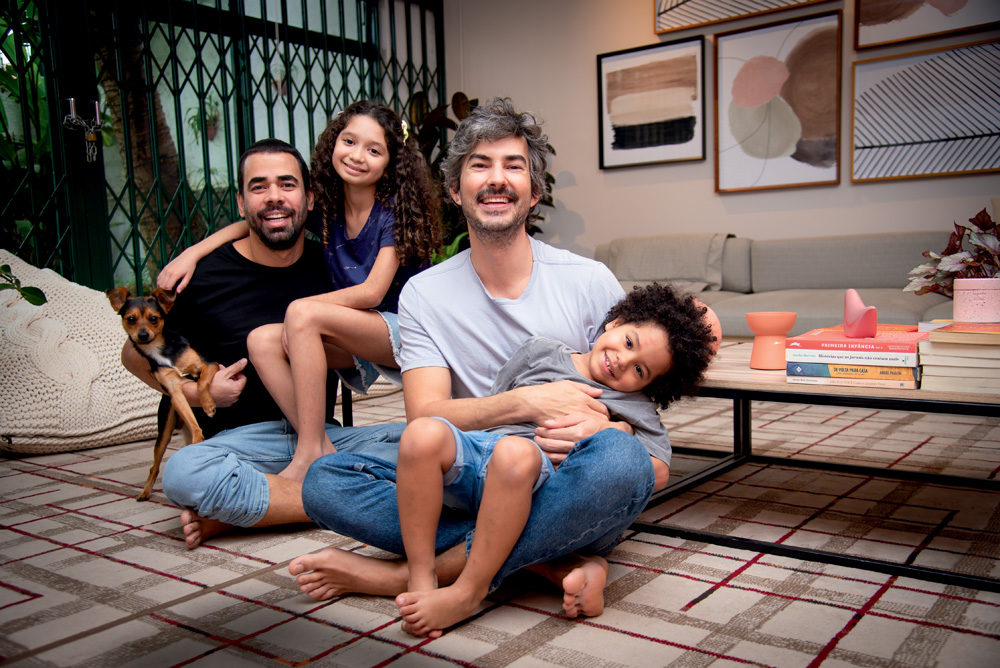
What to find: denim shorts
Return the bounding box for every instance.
[435,418,555,516]
[337,310,402,394]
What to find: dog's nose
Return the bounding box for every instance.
[137,330,151,343]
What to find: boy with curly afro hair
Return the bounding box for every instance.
[393,282,720,638]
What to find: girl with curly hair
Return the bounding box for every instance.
[157,101,441,481]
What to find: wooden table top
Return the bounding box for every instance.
[703,342,1000,407]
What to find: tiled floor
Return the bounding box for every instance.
[2,385,1000,666]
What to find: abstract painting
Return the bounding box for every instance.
[654,0,831,35]
[598,36,705,169]
[852,39,1000,182]
[715,11,841,193]
[855,0,1000,49]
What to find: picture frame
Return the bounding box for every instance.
[851,39,1000,183]
[715,11,841,193]
[654,0,831,35]
[854,0,1000,50]
[597,36,705,169]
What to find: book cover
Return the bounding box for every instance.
[921,364,1000,378]
[820,323,918,333]
[786,375,917,390]
[786,362,919,380]
[920,375,1000,393]
[919,354,1000,368]
[918,340,1000,359]
[785,348,918,367]
[927,321,1000,345]
[786,328,928,353]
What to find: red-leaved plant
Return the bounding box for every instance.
[905,209,1000,298]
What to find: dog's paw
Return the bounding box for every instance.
[203,402,216,418]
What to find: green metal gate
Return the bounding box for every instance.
[1,0,445,292]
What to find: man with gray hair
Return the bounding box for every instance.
[292,98,663,627]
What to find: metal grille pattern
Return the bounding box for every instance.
[2,0,444,291]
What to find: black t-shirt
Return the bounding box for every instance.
[165,240,335,437]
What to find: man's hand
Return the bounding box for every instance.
[515,381,609,424]
[209,359,248,408]
[533,412,633,465]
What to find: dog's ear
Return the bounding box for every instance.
[106,287,131,312]
[151,288,177,314]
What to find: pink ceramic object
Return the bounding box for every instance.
[843,288,877,338]
[746,311,797,370]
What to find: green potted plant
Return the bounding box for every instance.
[185,96,221,141]
[904,208,1000,322]
[1,263,47,305]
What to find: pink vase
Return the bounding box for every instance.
[953,277,1000,323]
[746,311,797,370]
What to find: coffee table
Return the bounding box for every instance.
[635,341,1000,592]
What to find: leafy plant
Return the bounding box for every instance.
[185,96,221,141]
[905,209,1000,298]
[1,263,46,305]
[0,2,50,174]
[431,232,467,265]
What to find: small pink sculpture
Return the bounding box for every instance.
[843,288,877,338]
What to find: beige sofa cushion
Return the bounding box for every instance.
[1,250,159,454]
[600,232,728,292]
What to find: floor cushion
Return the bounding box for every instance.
[1,250,159,454]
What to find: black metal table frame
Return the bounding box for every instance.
[633,386,1000,593]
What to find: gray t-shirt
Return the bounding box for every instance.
[399,237,625,399]
[489,336,671,465]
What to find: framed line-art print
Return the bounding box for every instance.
[597,36,705,169]
[715,11,841,193]
[852,39,1000,183]
[855,0,1000,50]
[654,0,831,35]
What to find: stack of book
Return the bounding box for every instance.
[785,325,925,389]
[918,322,1000,393]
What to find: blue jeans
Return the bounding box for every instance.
[161,420,405,527]
[437,419,554,514]
[302,428,655,592]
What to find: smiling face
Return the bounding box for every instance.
[237,151,314,251]
[331,114,390,190]
[584,319,673,394]
[450,135,539,244]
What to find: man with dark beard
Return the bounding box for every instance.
[122,139,404,549]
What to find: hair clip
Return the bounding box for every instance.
[401,118,410,142]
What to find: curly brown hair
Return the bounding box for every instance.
[310,100,442,264]
[605,283,718,409]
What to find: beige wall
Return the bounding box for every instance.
[441,0,1000,258]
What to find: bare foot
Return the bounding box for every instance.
[289,547,409,601]
[395,583,481,638]
[180,509,232,550]
[561,556,609,618]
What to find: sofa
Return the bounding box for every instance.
[594,231,954,338]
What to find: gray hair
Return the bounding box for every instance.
[441,97,550,205]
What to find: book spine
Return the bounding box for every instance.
[786,375,918,390]
[784,349,918,366]
[785,340,919,353]
[786,362,918,380]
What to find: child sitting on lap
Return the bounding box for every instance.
[395,283,720,637]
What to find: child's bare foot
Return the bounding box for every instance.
[180,509,231,549]
[289,547,408,600]
[395,583,481,638]
[561,556,609,618]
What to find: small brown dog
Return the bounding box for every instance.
[107,287,219,501]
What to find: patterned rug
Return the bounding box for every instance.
[1,397,998,666]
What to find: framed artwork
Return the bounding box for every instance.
[855,0,1000,50]
[597,36,705,169]
[654,0,831,35]
[715,11,841,193]
[852,39,1000,183]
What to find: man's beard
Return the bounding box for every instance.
[246,204,307,251]
[463,186,528,248]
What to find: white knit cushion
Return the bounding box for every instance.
[1,250,159,454]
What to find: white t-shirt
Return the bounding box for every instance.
[399,237,625,399]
